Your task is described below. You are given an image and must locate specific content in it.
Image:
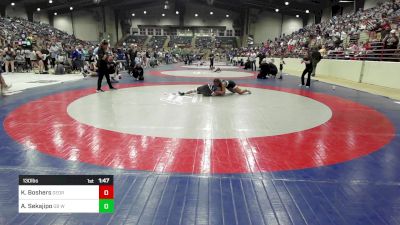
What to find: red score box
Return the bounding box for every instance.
[99,185,114,199]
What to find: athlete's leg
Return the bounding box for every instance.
[232,86,251,95]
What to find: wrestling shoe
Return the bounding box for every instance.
[96,89,105,93]
[110,87,118,90]
[178,92,185,96]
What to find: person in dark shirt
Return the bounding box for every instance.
[258,52,265,68]
[310,47,322,77]
[384,30,399,50]
[257,59,270,79]
[300,53,313,88]
[209,52,215,69]
[41,47,50,72]
[96,40,116,92]
[127,45,137,65]
[178,79,224,96]
[127,44,137,74]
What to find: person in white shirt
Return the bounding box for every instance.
[4,44,15,73]
[249,51,257,71]
[0,50,12,95]
[49,44,60,68]
[24,49,32,71]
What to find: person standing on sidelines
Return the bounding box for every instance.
[209,51,215,70]
[96,40,116,92]
[0,50,12,95]
[311,47,322,77]
[4,44,15,74]
[249,50,257,71]
[299,53,313,88]
[278,57,285,80]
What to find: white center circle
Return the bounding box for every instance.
[161,70,254,78]
[67,85,332,139]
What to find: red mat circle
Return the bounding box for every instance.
[4,82,395,174]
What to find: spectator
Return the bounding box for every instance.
[50,43,60,68]
[35,49,45,74]
[4,44,15,73]
[311,47,322,77]
[0,50,11,94]
[249,51,257,71]
[23,49,32,71]
[72,45,84,72]
[383,30,399,49]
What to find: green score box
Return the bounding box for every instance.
[99,199,114,213]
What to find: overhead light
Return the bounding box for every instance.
[339,0,354,2]
[70,6,73,11]
[305,9,310,13]
[296,14,299,18]
[49,0,53,3]
[162,13,165,17]
[11,2,15,6]
[54,12,57,16]
[210,11,213,15]
[144,10,147,14]
[132,13,135,16]
[226,14,229,18]
[37,8,41,12]
[195,13,198,17]
[275,9,279,12]
[285,1,289,5]
[176,11,179,15]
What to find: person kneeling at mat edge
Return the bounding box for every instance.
[132,55,144,81]
[107,55,122,83]
[257,59,278,79]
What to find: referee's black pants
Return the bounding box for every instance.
[97,68,113,90]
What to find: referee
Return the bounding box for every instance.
[97,40,116,92]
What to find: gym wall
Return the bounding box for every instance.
[249,10,303,44]
[364,0,380,10]
[129,3,237,31]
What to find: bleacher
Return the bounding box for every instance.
[216,37,237,48]
[124,35,148,47]
[0,16,88,49]
[326,40,400,61]
[169,36,192,48]
[195,37,213,48]
[148,36,167,49]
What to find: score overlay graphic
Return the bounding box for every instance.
[18,175,114,213]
